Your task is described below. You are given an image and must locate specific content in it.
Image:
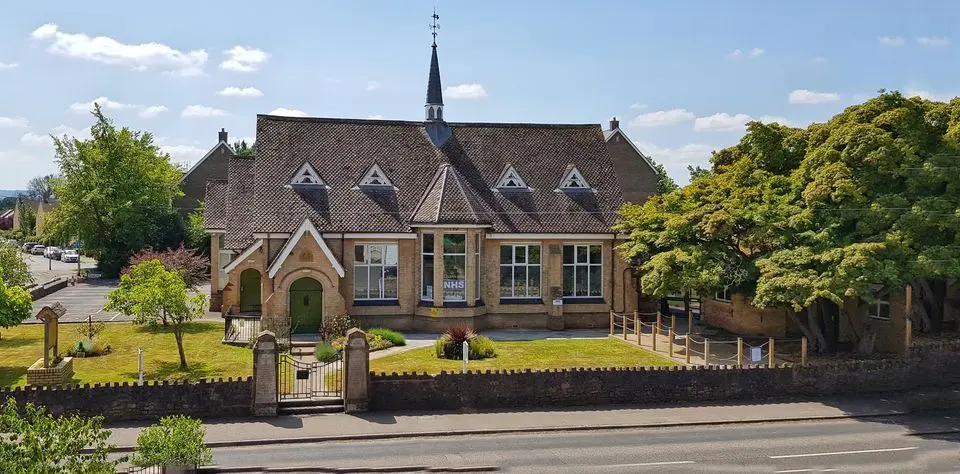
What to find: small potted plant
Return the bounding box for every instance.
[131,415,212,473]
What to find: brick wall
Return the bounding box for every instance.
[701,294,791,338]
[0,378,253,422]
[369,339,960,411]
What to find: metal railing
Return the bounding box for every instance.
[223,314,292,349]
[279,352,343,400]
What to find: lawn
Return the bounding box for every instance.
[370,338,678,375]
[0,321,252,387]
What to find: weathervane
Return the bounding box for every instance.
[430,9,440,45]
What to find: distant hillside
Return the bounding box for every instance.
[0,190,27,199]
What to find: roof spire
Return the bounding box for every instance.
[424,9,444,122]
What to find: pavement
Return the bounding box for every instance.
[103,391,956,450]
[22,251,96,283]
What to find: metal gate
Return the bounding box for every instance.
[278,352,343,400]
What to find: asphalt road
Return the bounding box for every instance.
[22,252,95,282]
[205,415,960,472]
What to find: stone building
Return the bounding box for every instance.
[176,129,234,215]
[204,35,655,333]
[12,197,58,235]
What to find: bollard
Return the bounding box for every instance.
[687,308,694,335]
[737,337,743,368]
[704,339,710,366]
[685,335,691,364]
[671,314,677,336]
[462,341,469,373]
[768,337,775,367]
[801,336,808,367]
[137,348,144,385]
[655,312,662,338]
[622,313,627,339]
[652,323,658,352]
[905,319,913,355]
[609,311,614,335]
[668,329,674,357]
[633,310,639,336]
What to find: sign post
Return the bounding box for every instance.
[462,341,469,373]
[137,348,144,385]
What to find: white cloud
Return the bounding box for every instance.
[729,47,764,59]
[630,103,647,110]
[217,86,263,98]
[0,117,28,128]
[788,89,840,105]
[69,96,139,114]
[365,115,384,120]
[140,105,169,118]
[30,23,207,75]
[160,144,207,167]
[220,46,268,72]
[629,109,695,128]
[635,141,718,185]
[267,107,307,117]
[905,89,956,102]
[181,105,228,118]
[0,62,18,71]
[20,133,51,147]
[758,115,799,127]
[812,56,827,64]
[445,83,488,99]
[694,112,752,132]
[366,81,381,92]
[51,124,91,140]
[917,36,950,47]
[878,36,905,46]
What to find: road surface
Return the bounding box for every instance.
[202,414,960,472]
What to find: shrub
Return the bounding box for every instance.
[68,339,94,357]
[314,341,339,362]
[319,313,356,342]
[368,327,406,346]
[468,335,497,359]
[435,325,479,360]
[331,333,393,352]
[131,415,212,467]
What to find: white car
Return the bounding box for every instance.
[61,249,80,263]
[30,245,46,255]
[44,246,62,259]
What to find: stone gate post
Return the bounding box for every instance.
[252,330,278,416]
[343,328,369,413]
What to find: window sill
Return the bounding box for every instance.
[442,301,469,308]
[353,299,400,307]
[562,297,605,305]
[499,298,543,305]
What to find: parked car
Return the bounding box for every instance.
[30,245,46,255]
[44,246,62,260]
[22,242,39,252]
[61,249,80,263]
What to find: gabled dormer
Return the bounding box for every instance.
[288,162,330,188]
[356,163,395,189]
[556,165,593,192]
[494,164,530,191]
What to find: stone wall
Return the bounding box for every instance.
[701,294,792,338]
[369,338,960,411]
[0,378,253,422]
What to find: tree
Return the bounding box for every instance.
[0,243,33,288]
[45,105,184,277]
[687,165,712,181]
[130,415,212,468]
[0,268,32,340]
[186,201,210,253]
[125,244,209,289]
[105,260,206,369]
[0,197,15,211]
[233,140,256,157]
[651,159,678,195]
[27,174,56,201]
[18,203,36,235]
[0,398,120,473]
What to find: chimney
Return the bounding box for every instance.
[609,117,619,130]
[218,128,228,143]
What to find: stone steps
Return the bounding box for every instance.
[278,397,344,415]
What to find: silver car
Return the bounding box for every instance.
[61,249,80,263]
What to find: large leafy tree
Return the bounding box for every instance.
[0,398,120,473]
[0,268,32,340]
[27,174,56,201]
[650,159,679,195]
[105,260,206,369]
[619,91,960,353]
[186,201,210,253]
[46,105,184,276]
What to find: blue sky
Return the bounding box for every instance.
[0,0,957,189]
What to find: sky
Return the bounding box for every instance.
[0,0,957,189]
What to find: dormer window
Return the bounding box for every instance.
[290,162,329,188]
[558,166,592,191]
[495,164,529,190]
[358,164,394,188]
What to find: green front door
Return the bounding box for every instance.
[289,277,323,334]
[239,269,261,313]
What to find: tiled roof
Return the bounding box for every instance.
[207,115,625,239]
[426,44,443,106]
[204,180,228,229]
[411,164,489,224]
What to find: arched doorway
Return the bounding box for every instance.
[289,277,323,334]
[239,269,261,313]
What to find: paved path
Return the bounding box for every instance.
[196,414,960,472]
[104,391,947,449]
[22,252,96,283]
